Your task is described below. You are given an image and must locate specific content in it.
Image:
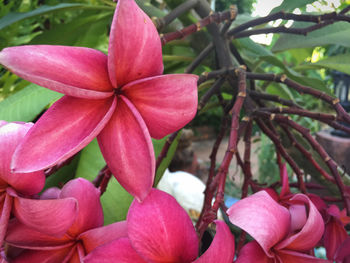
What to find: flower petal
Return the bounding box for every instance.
[227,190,290,257]
[12,196,77,237]
[193,220,234,263]
[277,249,331,263]
[97,96,154,201]
[324,216,348,260]
[80,221,127,253]
[12,96,116,173]
[234,241,272,263]
[280,163,291,198]
[335,237,350,262]
[0,46,113,99]
[11,247,72,263]
[0,194,13,245]
[275,194,324,251]
[0,122,45,195]
[108,0,163,87]
[59,178,104,237]
[6,220,73,249]
[127,189,198,263]
[122,74,198,139]
[84,238,147,263]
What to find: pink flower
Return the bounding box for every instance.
[0,122,77,246]
[84,189,235,263]
[228,191,330,263]
[5,178,127,263]
[334,237,350,263]
[323,205,350,260]
[0,0,198,201]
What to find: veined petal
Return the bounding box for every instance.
[280,163,291,198]
[108,0,163,87]
[79,221,127,253]
[59,178,104,237]
[6,220,73,249]
[12,96,117,173]
[127,189,198,263]
[0,46,113,99]
[277,249,332,263]
[11,247,72,263]
[0,194,12,245]
[84,238,147,263]
[97,96,154,202]
[335,237,350,262]
[234,241,272,263]
[122,74,198,139]
[227,190,290,257]
[193,220,234,263]
[12,196,77,237]
[324,217,348,260]
[0,122,45,195]
[275,194,324,251]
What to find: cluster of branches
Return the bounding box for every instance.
[91,0,350,246]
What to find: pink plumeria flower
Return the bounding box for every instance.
[334,236,350,263]
[323,205,350,261]
[0,0,198,201]
[228,190,330,263]
[0,122,77,246]
[6,178,127,263]
[84,189,235,263]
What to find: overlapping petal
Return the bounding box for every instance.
[275,194,324,251]
[84,238,147,263]
[108,0,163,87]
[0,122,45,195]
[227,190,290,256]
[0,46,113,99]
[59,178,104,237]
[193,220,235,263]
[335,237,350,262]
[11,247,73,263]
[11,196,77,237]
[127,188,198,263]
[12,96,116,173]
[277,250,331,263]
[79,221,127,253]
[122,74,198,139]
[98,96,155,202]
[235,241,272,263]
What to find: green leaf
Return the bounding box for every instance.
[0,3,112,31]
[294,54,350,75]
[0,84,62,122]
[30,11,112,48]
[270,0,314,14]
[266,83,294,101]
[272,22,350,52]
[235,38,274,57]
[75,139,133,225]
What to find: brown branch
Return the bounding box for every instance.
[161,6,237,45]
[155,131,180,171]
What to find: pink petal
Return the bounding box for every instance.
[127,189,198,263]
[122,74,198,139]
[280,163,291,198]
[108,0,163,87]
[11,247,73,263]
[6,220,73,249]
[227,190,290,257]
[59,178,104,237]
[40,187,61,200]
[277,249,332,263]
[0,46,113,99]
[193,220,234,263]
[97,96,154,201]
[289,204,307,232]
[0,122,45,195]
[324,217,348,260]
[275,194,324,251]
[12,96,117,173]
[234,241,272,263]
[79,221,127,253]
[12,196,77,237]
[84,238,147,263]
[0,194,13,245]
[335,237,350,262]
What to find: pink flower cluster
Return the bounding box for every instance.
[0,0,349,262]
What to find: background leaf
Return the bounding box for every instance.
[0,83,62,122]
[272,22,350,52]
[270,0,314,14]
